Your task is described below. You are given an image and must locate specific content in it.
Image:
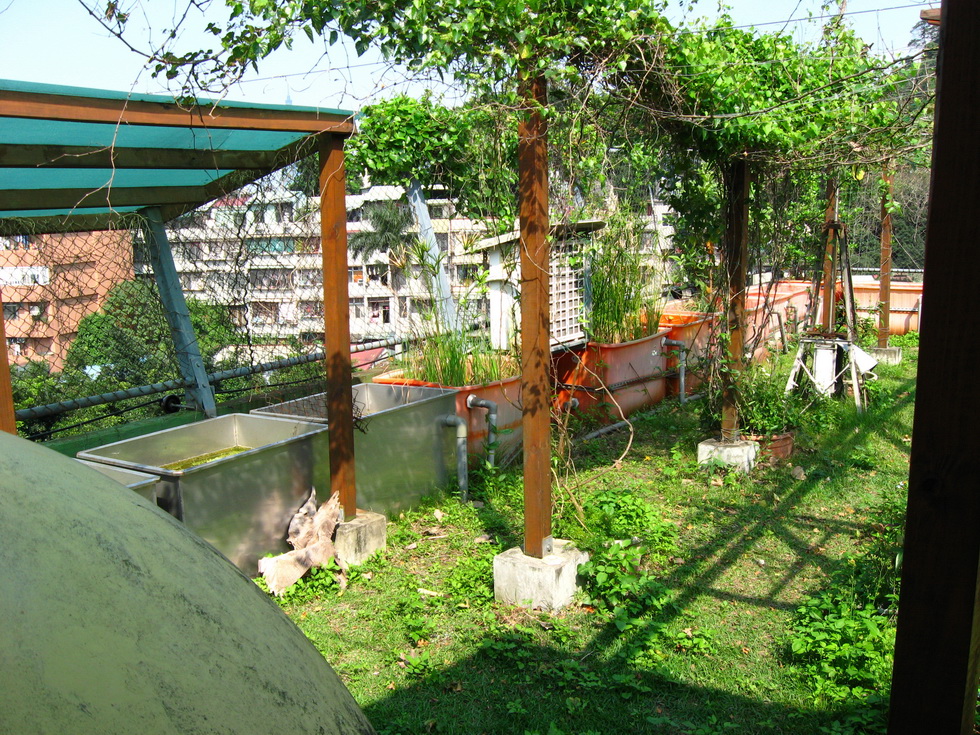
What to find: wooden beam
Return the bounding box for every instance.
[0,287,16,435]
[518,73,552,559]
[0,185,211,211]
[888,2,980,733]
[0,213,139,236]
[0,88,354,135]
[720,158,750,441]
[0,138,316,170]
[820,177,839,332]
[318,135,357,521]
[878,163,894,348]
[921,7,942,25]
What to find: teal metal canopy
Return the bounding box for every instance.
[0,79,354,235]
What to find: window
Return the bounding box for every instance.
[251,301,279,324]
[28,302,47,321]
[349,298,365,319]
[3,303,22,320]
[366,264,389,285]
[300,301,323,318]
[294,269,322,288]
[349,267,364,284]
[229,305,247,327]
[435,232,449,252]
[249,269,290,290]
[367,298,391,325]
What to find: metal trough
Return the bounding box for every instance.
[252,383,458,515]
[74,458,160,503]
[77,414,329,573]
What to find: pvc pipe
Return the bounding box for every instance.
[663,338,688,404]
[580,420,630,441]
[465,395,497,467]
[442,415,469,502]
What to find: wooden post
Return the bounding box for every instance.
[0,287,16,434]
[319,135,357,521]
[878,163,894,348]
[518,73,552,558]
[720,159,750,442]
[888,2,980,732]
[820,177,839,332]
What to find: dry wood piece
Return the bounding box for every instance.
[258,489,343,595]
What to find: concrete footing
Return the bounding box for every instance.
[493,539,589,611]
[697,438,760,474]
[334,511,387,566]
[869,346,903,365]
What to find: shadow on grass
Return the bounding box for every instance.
[360,630,837,734]
[368,377,915,734]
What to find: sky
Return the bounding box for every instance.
[0,0,936,111]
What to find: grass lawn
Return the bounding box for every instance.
[267,348,916,735]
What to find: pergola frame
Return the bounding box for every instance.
[0,80,360,516]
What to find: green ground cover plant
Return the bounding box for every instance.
[254,351,917,734]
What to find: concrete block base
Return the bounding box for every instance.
[869,346,903,365]
[493,539,589,611]
[334,511,387,567]
[697,438,760,474]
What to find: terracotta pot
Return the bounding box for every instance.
[553,330,670,417]
[743,430,795,460]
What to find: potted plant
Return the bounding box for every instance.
[701,366,801,460]
[554,214,670,418]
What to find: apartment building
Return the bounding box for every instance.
[165,185,488,347]
[1,230,133,369]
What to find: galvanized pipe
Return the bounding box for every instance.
[442,415,469,502]
[16,337,408,422]
[466,395,497,467]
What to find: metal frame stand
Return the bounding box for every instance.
[785,336,865,413]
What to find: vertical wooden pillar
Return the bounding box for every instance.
[720,159,749,442]
[888,2,980,732]
[518,74,552,558]
[820,177,839,332]
[319,135,357,521]
[878,164,894,348]
[0,287,16,434]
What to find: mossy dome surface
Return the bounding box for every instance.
[0,431,375,735]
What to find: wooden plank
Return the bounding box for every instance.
[0,139,316,170]
[921,7,942,24]
[888,2,980,733]
[878,164,894,347]
[820,178,838,331]
[518,74,552,558]
[0,185,210,211]
[0,89,354,135]
[0,287,16,434]
[318,135,357,521]
[720,158,749,441]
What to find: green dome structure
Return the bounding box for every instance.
[0,431,376,735]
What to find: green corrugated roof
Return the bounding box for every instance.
[0,79,354,235]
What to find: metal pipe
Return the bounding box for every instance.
[664,338,688,404]
[17,336,409,422]
[466,395,497,468]
[580,420,629,441]
[442,415,469,502]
